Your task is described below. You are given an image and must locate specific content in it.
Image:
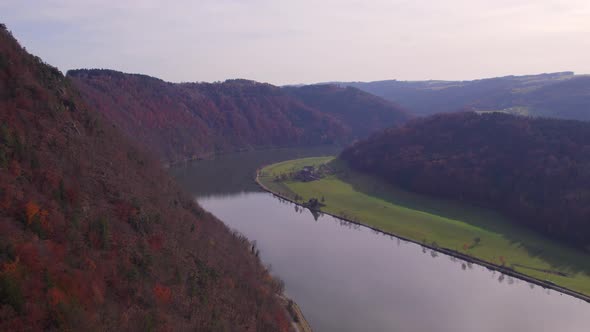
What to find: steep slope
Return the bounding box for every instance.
[68,70,408,164]
[341,112,590,248]
[340,72,590,119]
[283,84,409,140]
[0,24,289,331]
[68,70,349,163]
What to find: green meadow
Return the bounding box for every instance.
[258,156,590,296]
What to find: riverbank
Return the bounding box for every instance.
[163,145,341,169]
[277,295,313,332]
[256,157,590,303]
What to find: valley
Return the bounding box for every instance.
[2,3,590,329]
[172,149,590,331]
[258,156,590,298]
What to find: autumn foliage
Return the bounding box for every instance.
[25,201,40,224]
[67,69,408,164]
[342,112,590,247]
[153,283,172,304]
[0,24,288,331]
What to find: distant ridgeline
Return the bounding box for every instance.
[0,24,290,331]
[338,72,590,120]
[67,69,409,163]
[342,112,590,248]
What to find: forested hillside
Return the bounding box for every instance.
[341,112,590,248]
[0,24,290,331]
[341,72,590,120]
[283,84,409,139]
[68,70,408,163]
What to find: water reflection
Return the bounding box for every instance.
[171,149,590,332]
[197,192,589,332]
[170,146,340,196]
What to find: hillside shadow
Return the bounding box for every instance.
[328,159,590,277]
[169,146,341,196]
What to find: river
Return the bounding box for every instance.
[170,147,590,332]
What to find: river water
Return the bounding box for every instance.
[170,147,590,332]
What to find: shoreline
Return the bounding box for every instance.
[255,167,590,304]
[163,145,341,169]
[277,295,313,332]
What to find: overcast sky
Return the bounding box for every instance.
[2,0,589,85]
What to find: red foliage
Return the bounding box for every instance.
[148,234,164,251]
[85,257,97,271]
[68,69,408,163]
[0,25,289,332]
[25,201,40,224]
[0,185,11,210]
[43,171,61,189]
[47,242,66,262]
[9,160,21,176]
[1,256,19,274]
[64,185,79,205]
[47,287,67,306]
[16,243,41,273]
[114,200,137,221]
[153,284,172,304]
[275,309,291,332]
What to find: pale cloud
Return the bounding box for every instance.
[1,0,589,84]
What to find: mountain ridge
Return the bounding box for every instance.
[334,72,590,120]
[67,69,409,163]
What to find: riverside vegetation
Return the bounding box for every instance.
[258,156,590,297]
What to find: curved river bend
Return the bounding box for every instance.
[171,148,590,332]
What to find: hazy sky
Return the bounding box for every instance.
[2,0,589,85]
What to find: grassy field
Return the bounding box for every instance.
[258,156,590,296]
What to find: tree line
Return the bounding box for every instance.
[342,112,590,248]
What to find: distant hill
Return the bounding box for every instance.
[0,24,288,331]
[341,112,590,248]
[337,72,590,120]
[68,70,409,163]
[283,84,409,139]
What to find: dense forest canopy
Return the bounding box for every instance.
[283,84,409,139]
[0,24,290,331]
[342,112,590,248]
[68,69,409,164]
